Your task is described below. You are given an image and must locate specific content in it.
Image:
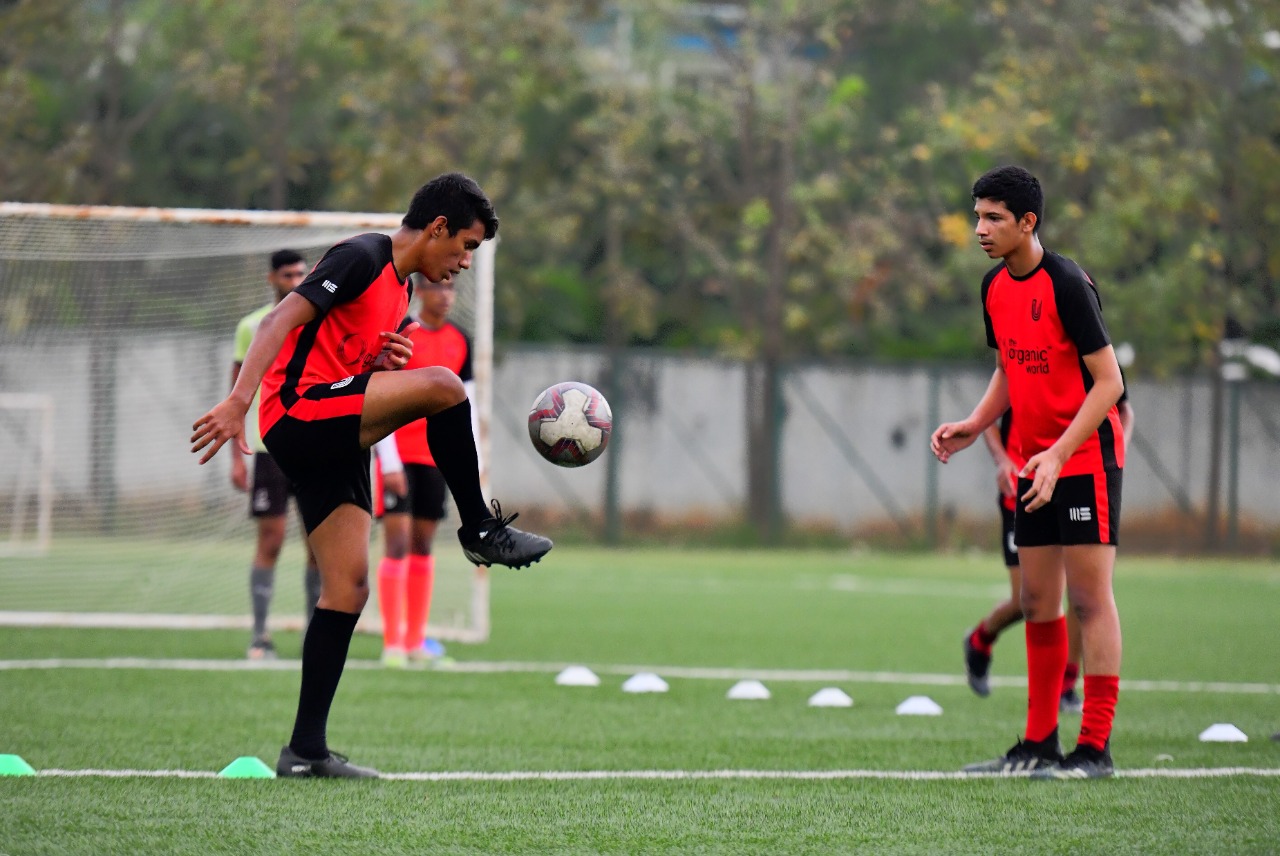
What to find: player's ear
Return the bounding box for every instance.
[429,215,448,239]
[1022,212,1038,233]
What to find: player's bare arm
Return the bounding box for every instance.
[982,424,1018,498]
[1118,399,1135,450]
[192,293,318,464]
[228,361,250,491]
[931,363,1011,463]
[1019,345,1124,511]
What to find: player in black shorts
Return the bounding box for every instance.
[933,166,1127,780]
[193,173,552,779]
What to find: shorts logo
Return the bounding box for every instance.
[253,488,271,512]
[1030,299,1042,321]
[1068,506,1093,522]
[322,279,338,293]
[1006,531,1018,555]
[331,376,355,390]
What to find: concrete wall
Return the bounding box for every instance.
[2,337,1278,529]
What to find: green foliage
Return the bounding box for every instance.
[2,0,1279,366]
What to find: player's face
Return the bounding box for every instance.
[419,216,486,284]
[973,198,1034,260]
[268,262,307,301]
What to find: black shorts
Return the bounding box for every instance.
[1015,469,1122,549]
[999,503,1019,568]
[249,453,293,518]
[262,373,372,534]
[381,463,448,521]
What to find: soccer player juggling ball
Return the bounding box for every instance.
[931,165,1125,780]
[192,173,552,779]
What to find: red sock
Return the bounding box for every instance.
[1025,617,1068,742]
[1078,674,1119,750]
[1062,662,1080,693]
[971,624,997,655]
[377,557,407,650]
[403,554,435,651]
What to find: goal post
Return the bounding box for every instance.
[0,393,54,556]
[0,202,494,641]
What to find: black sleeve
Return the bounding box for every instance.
[981,268,1000,349]
[1118,368,1129,404]
[458,332,474,383]
[1054,272,1111,356]
[293,239,379,315]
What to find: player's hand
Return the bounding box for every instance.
[372,322,420,371]
[230,453,249,492]
[383,470,407,497]
[930,420,980,463]
[191,398,251,465]
[1019,448,1066,512]
[995,459,1018,499]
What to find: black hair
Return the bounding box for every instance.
[402,172,499,240]
[972,165,1044,232]
[270,249,305,270]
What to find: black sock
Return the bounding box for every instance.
[288,607,359,760]
[250,566,274,638]
[303,565,321,625]
[426,399,490,530]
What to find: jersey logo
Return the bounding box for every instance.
[322,279,338,293]
[337,334,368,366]
[1068,506,1093,522]
[331,376,355,390]
[1030,298,1043,321]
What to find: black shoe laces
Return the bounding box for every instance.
[481,500,520,549]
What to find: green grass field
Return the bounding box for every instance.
[2,547,1278,854]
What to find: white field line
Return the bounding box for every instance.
[27,767,1280,782]
[1,657,1278,695]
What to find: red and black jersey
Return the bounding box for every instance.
[391,320,473,466]
[982,251,1124,478]
[260,233,411,435]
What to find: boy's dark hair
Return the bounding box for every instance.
[270,249,305,270]
[972,166,1044,232]
[403,172,500,240]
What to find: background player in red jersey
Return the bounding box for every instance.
[372,276,475,667]
[191,173,552,779]
[932,165,1126,780]
[963,398,1133,713]
[230,250,320,660]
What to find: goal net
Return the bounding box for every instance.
[0,203,494,641]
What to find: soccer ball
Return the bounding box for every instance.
[527,381,613,467]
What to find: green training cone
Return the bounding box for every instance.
[218,756,276,779]
[0,754,37,776]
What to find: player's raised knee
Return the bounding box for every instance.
[405,365,466,408]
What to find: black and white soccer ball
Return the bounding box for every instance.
[527,381,613,467]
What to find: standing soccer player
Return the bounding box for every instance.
[373,276,476,667]
[932,165,1125,779]
[230,250,321,659]
[192,173,552,779]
